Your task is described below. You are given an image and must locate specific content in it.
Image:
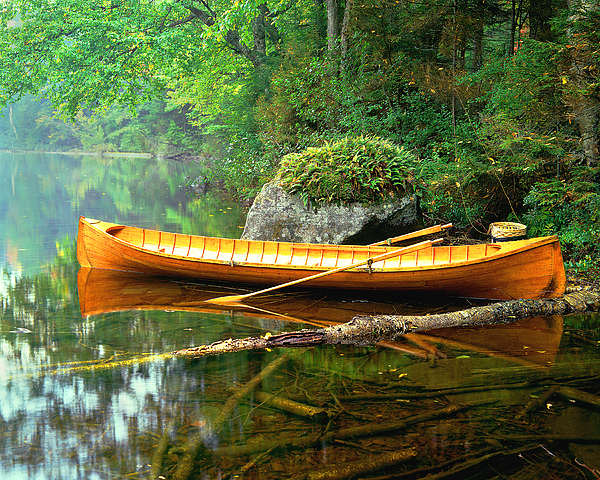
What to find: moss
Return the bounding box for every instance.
[278,136,417,208]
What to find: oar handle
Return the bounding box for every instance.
[206,238,441,304]
[369,223,452,246]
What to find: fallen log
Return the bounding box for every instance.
[514,385,560,421]
[150,418,177,480]
[174,289,600,357]
[556,386,600,411]
[227,386,331,419]
[253,390,331,419]
[336,381,533,401]
[407,443,542,480]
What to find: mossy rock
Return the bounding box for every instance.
[242,181,419,244]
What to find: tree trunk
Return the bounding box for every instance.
[574,98,600,166]
[325,0,340,51]
[340,0,354,57]
[253,4,267,55]
[9,105,18,140]
[566,0,600,166]
[509,0,516,56]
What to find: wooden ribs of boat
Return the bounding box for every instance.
[76,216,566,300]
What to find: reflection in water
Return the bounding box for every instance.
[77,267,566,367]
[0,152,246,276]
[1,153,600,479]
[3,255,600,480]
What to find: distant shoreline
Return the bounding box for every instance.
[0,150,206,162]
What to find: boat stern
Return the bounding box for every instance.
[547,236,567,298]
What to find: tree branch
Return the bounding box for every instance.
[187,5,216,27]
[184,4,265,67]
[174,289,600,357]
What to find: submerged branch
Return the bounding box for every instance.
[210,402,475,457]
[174,289,600,357]
[307,448,417,480]
[172,353,290,480]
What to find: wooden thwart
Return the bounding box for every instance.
[205,238,442,304]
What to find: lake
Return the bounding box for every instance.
[1,152,599,480]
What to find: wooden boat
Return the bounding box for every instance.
[77,216,566,300]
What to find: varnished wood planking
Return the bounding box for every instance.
[77,217,566,300]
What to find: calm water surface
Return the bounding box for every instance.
[1,152,599,480]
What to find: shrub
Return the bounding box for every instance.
[522,170,600,276]
[278,136,417,208]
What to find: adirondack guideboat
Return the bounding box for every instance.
[76,216,566,301]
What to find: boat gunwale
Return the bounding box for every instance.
[80,217,561,273]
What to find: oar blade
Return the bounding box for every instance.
[369,223,452,246]
[205,294,247,305]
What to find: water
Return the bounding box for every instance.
[1,152,599,480]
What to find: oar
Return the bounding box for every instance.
[205,238,442,305]
[369,223,452,246]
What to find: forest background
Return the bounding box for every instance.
[0,0,599,279]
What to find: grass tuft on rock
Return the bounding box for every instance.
[279,136,417,208]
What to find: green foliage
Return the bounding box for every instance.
[0,0,300,121]
[259,43,408,143]
[0,96,78,149]
[1,0,600,276]
[522,169,600,274]
[279,136,416,207]
[0,0,170,119]
[214,130,279,200]
[0,96,203,153]
[464,40,563,128]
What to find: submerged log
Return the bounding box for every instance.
[253,390,331,419]
[173,353,290,480]
[174,289,600,357]
[307,448,417,480]
[210,402,474,457]
[556,386,600,411]
[515,385,560,421]
[227,386,331,419]
[412,443,542,480]
[150,418,177,480]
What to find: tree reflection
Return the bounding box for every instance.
[0,239,257,478]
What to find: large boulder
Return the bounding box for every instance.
[241,180,420,245]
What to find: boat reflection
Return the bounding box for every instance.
[77,268,563,366]
[411,315,563,368]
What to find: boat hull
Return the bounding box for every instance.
[77,217,566,300]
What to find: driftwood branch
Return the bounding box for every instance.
[150,418,177,479]
[515,385,560,420]
[174,289,600,357]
